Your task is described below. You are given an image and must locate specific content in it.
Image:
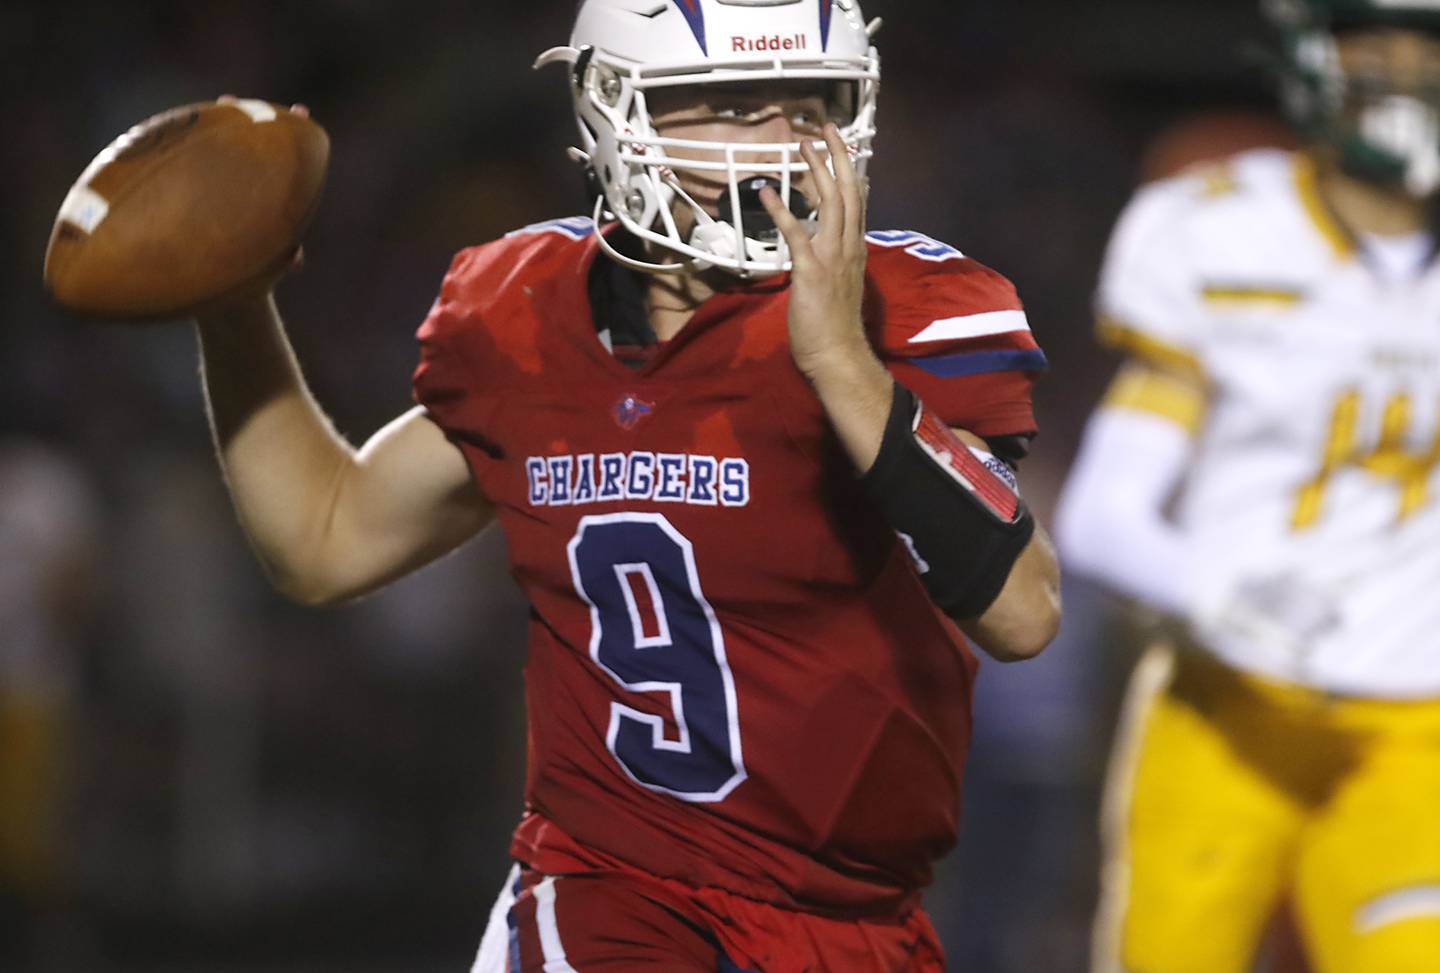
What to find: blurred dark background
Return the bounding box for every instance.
[1,1,1286,970]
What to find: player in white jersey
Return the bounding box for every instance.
[1058,2,1440,971]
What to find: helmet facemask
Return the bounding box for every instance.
[1291,30,1440,195]
[1268,0,1440,197]
[538,14,880,279]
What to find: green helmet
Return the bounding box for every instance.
[1264,0,1440,194]
[1267,0,1440,33]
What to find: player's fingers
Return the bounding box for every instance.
[799,136,843,248]
[851,172,869,258]
[824,124,863,250]
[290,103,311,118]
[217,94,237,104]
[759,186,814,266]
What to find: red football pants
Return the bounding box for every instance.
[471,864,946,973]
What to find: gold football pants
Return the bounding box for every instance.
[1093,647,1440,973]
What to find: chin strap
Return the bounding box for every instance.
[688,223,790,274]
[533,46,579,71]
[687,175,812,275]
[589,176,795,279]
[590,196,691,276]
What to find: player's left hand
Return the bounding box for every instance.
[759,124,872,379]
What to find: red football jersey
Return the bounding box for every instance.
[412,218,1045,918]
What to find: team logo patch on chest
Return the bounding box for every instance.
[612,393,656,430]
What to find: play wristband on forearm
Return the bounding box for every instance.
[861,382,1035,620]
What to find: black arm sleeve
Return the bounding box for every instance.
[860,382,1036,620]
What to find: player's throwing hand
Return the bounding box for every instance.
[760,123,871,379]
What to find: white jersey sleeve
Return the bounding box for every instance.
[1095,173,1212,373]
[1054,406,1199,616]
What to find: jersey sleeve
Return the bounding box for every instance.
[413,222,595,462]
[411,248,501,452]
[1094,178,1206,375]
[866,238,1046,440]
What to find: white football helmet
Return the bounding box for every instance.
[537,0,881,278]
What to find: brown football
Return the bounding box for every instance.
[43,99,329,322]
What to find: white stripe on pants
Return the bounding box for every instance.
[470,867,579,972]
[471,864,521,973]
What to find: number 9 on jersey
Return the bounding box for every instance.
[567,514,747,803]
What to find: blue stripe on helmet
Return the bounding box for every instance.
[673,0,708,54]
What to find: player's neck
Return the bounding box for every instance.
[646,271,714,342]
[1315,156,1432,237]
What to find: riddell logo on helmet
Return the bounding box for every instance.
[732,33,807,53]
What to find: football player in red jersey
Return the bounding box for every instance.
[193,1,1060,970]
